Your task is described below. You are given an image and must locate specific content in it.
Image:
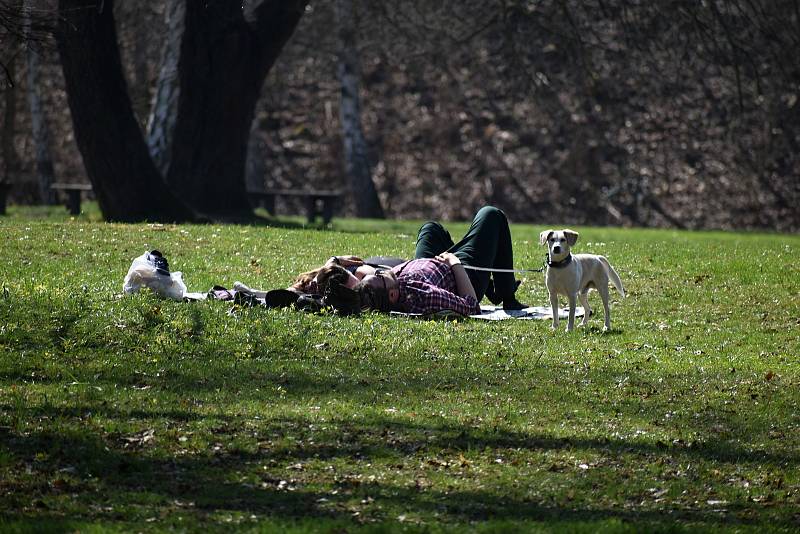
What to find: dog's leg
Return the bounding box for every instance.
[549,291,560,330]
[567,293,577,332]
[579,289,591,326]
[598,284,611,331]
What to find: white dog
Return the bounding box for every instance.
[539,229,625,332]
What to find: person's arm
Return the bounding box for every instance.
[354,264,378,279]
[403,281,480,316]
[326,255,364,268]
[435,252,477,301]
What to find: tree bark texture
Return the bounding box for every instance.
[146,0,184,176]
[130,4,150,120]
[245,118,267,196]
[25,0,56,204]
[56,0,195,222]
[2,52,20,184]
[335,0,384,218]
[167,0,307,218]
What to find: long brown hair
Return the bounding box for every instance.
[323,278,391,315]
[292,255,365,293]
[292,268,321,292]
[315,265,350,295]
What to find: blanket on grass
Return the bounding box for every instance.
[391,305,584,321]
[192,285,583,321]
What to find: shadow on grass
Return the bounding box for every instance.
[0,421,791,529]
[231,209,427,236]
[210,212,329,231]
[3,357,797,471]
[7,393,798,467]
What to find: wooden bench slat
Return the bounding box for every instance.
[51,183,93,191]
[51,183,92,215]
[247,188,342,224]
[248,189,341,197]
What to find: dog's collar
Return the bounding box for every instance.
[548,254,573,269]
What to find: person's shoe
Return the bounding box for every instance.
[502,297,527,311]
[233,290,260,307]
[147,250,170,276]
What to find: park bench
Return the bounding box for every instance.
[51,182,93,215]
[248,188,342,224]
[0,182,11,215]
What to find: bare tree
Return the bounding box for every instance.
[7,0,798,229]
[335,0,384,218]
[24,0,56,204]
[1,0,23,186]
[361,0,798,228]
[145,0,183,176]
[55,0,308,221]
[2,51,20,185]
[1,0,51,85]
[1,1,23,90]
[165,0,308,219]
[56,0,195,222]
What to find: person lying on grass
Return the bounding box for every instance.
[291,255,404,294]
[324,206,526,316]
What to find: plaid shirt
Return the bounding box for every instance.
[392,259,480,316]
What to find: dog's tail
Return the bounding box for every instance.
[599,256,625,297]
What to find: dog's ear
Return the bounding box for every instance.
[563,229,579,246]
[539,230,553,246]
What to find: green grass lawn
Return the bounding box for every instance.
[1,204,798,533]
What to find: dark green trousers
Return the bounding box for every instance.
[414,206,518,301]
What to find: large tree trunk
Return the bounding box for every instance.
[24,0,56,205]
[25,44,56,204]
[130,4,150,122]
[245,118,267,196]
[56,0,195,222]
[146,0,184,176]
[2,53,19,185]
[335,0,384,218]
[166,0,307,219]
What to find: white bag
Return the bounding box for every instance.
[123,252,187,300]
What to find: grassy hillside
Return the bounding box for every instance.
[1,206,798,532]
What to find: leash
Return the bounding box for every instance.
[460,255,549,274]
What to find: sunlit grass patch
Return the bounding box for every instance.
[0,208,798,532]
